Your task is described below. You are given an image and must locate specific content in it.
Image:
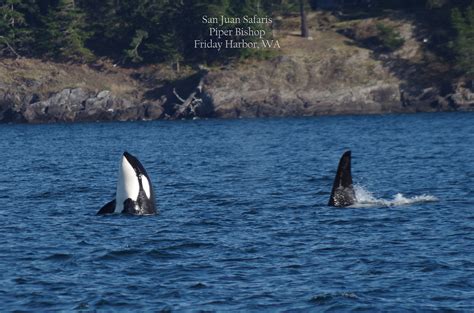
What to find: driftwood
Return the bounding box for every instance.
[172,73,206,118]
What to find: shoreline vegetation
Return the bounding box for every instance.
[0,0,473,123]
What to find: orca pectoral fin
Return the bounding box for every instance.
[122,198,137,215]
[97,199,116,215]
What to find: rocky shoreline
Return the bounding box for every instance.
[1,59,472,124]
[204,56,474,119]
[1,83,473,125]
[4,88,164,123]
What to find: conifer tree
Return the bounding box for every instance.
[41,0,93,62]
[125,30,148,63]
[451,5,474,76]
[0,0,34,57]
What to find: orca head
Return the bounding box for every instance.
[123,152,145,174]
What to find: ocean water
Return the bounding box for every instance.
[0,112,473,312]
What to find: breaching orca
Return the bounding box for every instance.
[328,151,356,207]
[97,152,157,215]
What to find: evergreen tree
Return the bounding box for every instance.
[149,1,185,66]
[80,0,128,59]
[125,29,149,63]
[41,0,93,62]
[451,5,474,76]
[0,0,34,57]
[82,0,169,63]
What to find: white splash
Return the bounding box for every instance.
[351,185,438,208]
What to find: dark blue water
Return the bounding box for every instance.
[1,112,473,311]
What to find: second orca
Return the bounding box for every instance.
[328,150,356,207]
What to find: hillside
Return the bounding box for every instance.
[0,10,473,123]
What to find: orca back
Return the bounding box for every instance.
[328,151,356,207]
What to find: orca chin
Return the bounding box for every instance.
[328,150,356,207]
[97,152,157,215]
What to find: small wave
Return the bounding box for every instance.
[99,249,142,260]
[145,249,180,260]
[44,253,73,261]
[352,185,438,208]
[310,292,358,304]
[166,242,214,250]
[13,277,28,284]
[190,282,208,289]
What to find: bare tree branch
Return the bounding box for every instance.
[172,88,187,103]
[0,36,21,59]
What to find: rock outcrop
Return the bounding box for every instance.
[202,52,404,118]
[1,87,163,123]
[0,63,472,124]
[450,83,474,110]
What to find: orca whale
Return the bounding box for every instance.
[97,152,157,215]
[328,150,356,207]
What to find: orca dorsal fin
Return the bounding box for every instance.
[97,199,116,215]
[328,151,356,207]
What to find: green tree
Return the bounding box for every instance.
[41,0,93,62]
[0,0,34,57]
[152,1,186,67]
[125,29,148,63]
[451,5,474,76]
[82,0,170,63]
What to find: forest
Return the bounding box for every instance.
[0,0,473,75]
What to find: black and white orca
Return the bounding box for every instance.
[328,150,356,207]
[97,152,157,215]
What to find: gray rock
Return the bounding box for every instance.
[450,84,474,110]
[203,55,406,118]
[20,88,164,123]
[97,90,110,98]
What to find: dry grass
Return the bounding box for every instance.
[0,58,140,99]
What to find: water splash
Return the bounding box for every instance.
[352,185,438,208]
